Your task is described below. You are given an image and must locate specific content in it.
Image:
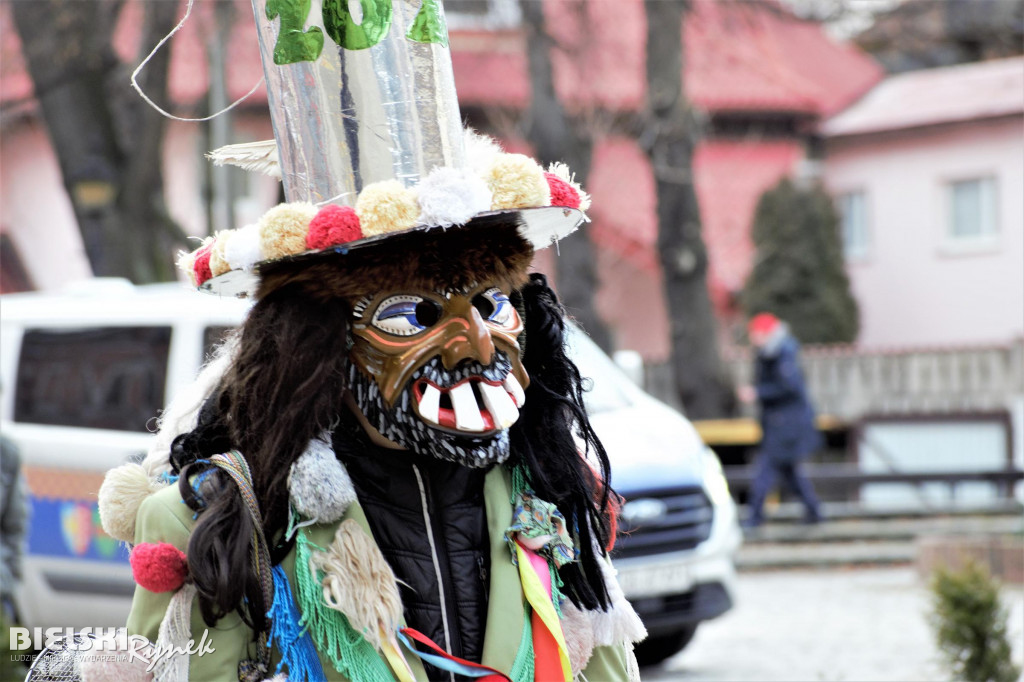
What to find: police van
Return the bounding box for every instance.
[1,280,739,666]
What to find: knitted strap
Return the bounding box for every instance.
[209,451,273,666]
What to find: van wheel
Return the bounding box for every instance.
[633,625,698,667]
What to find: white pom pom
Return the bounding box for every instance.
[98,463,163,543]
[417,167,493,227]
[288,437,356,523]
[463,129,504,175]
[224,223,263,271]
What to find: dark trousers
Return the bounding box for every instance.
[748,454,821,523]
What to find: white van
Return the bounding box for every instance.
[0,280,250,630]
[1,281,739,666]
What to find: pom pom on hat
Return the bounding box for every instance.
[176,249,199,287]
[130,542,188,593]
[463,129,503,175]
[209,232,233,277]
[98,463,164,543]
[355,180,419,237]
[192,240,215,286]
[224,223,263,272]
[417,167,493,228]
[485,154,550,210]
[307,204,362,250]
[547,161,591,211]
[259,202,317,260]
[545,172,581,210]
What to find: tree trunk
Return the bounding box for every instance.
[520,0,613,352]
[643,0,736,419]
[13,0,186,283]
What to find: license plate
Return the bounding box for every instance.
[615,560,693,598]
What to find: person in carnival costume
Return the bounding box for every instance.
[90,2,646,681]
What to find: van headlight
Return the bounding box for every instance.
[702,448,732,506]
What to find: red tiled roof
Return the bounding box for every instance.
[452,0,883,116]
[0,4,32,107]
[3,0,880,118]
[587,136,803,303]
[695,140,804,298]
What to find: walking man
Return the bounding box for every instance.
[740,313,823,527]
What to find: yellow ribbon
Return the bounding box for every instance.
[515,543,572,681]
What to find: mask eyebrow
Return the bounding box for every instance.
[377,300,418,319]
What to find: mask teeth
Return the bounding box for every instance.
[450,382,486,432]
[419,383,442,425]
[502,374,526,407]
[479,381,520,429]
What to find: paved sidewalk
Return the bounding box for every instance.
[641,567,1024,681]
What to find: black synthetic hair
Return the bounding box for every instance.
[171,284,351,632]
[508,273,616,611]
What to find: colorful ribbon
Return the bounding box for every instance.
[398,628,511,681]
[515,542,572,681]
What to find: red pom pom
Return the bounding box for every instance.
[545,172,581,209]
[307,204,362,250]
[130,542,188,593]
[193,243,214,286]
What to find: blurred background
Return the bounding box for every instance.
[1,0,1022,680]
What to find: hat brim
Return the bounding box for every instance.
[199,206,585,297]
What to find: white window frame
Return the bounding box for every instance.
[942,175,999,254]
[837,189,870,262]
[444,0,521,30]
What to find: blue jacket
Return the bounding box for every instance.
[755,335,822,463]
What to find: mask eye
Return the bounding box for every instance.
[475,288,515,327]
[371,295,441,336]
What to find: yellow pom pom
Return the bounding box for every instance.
[485,154,550,210]
[258,202,317,260]
[355,180,419,237]
[209,231,234,277]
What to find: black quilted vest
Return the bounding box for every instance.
[335,431,491,682]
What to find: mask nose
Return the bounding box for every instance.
[440,301,495,369]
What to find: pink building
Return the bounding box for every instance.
[823,57,1024,349]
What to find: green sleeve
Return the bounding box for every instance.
[579,643,635,682]
[125,484,254,679]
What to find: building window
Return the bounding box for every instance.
[445,0,520,29]
[947,177,997,246]
[837,191,869,260]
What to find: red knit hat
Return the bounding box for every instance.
[748,313,780,336]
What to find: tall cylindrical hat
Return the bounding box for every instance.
[254,0,463,203]
[184,0,591,296]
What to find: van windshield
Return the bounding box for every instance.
[565,325,635,415]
